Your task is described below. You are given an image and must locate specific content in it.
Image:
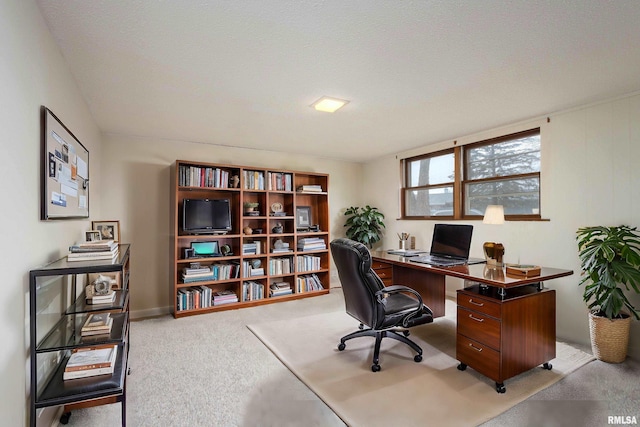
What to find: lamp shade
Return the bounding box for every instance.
[483,205,505,225]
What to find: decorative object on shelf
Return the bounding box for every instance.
[92,220,121,243]
[244,202,259,216]
[296,206,312,231]
[220,244,231,256]
[272,223,283,234]
[253,228,263,234]
[88,272,121,290]
[230,175,240,188]
[343,205,385,248]
[251,259,262,269]
[243,226,253,235]
[482,205,505,266]
[576,225,640,363]
[270,202,286,216]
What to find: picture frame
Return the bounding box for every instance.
[41,107,90,220]
[85,230,101,242]
[92,220,120,242]
[296,206,311,229]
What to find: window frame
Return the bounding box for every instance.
[401,128,541,221]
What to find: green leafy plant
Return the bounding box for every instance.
[344,206,385,248]
[576,225,640,320]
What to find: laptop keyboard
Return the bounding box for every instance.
[410,255,467,266]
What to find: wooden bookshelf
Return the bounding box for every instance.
[170,160,330,318]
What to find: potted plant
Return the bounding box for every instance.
[576,225,640,362]
[344,206,385,248]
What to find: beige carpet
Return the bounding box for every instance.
[248,300,595,427]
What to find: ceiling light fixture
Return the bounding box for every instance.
[311,96,349,113]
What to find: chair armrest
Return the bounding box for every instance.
[375,285,423,306]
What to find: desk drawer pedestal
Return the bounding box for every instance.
[456,285,556,393]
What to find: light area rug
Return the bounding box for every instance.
[248,300,595,427]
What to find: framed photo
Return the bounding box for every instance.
[85,230,101,242]
[296,206,311,229]
[92,220,120,242]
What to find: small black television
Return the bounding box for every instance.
[182,199,232,234]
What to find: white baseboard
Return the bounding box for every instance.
[130,306,172,320]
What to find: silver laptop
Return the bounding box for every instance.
[411,224,483,266]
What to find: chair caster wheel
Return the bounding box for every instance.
[359,323,364,330]
[403,330,410,336]
[414,354,422,362]
[60,412,71,424]
[338,343,346,351]
[543,362,552,370]
[371,364,381,372]
[457,363,467,371]
[496,383,506,393]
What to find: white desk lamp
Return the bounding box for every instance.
[482,205,505,267]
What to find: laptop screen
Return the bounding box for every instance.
[429,224,473,259]
[191,241,219,256]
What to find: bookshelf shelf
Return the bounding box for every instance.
[171,160,330,317]
[29,245,131,426]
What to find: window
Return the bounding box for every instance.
[402,129,541,220]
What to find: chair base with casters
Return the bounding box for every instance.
[330,238,434,372]
[338,323,424,372]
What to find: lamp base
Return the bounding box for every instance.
[483,242,505,267]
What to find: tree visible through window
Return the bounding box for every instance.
[402,129,541,219]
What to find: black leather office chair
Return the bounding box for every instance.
[330,238,434,372]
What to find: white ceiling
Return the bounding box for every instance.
[36,1,640,163]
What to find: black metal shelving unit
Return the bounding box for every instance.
[29,244,131,426]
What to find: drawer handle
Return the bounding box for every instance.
[468,343,483,352]
[468,298,484,307]
[468,314,484,322]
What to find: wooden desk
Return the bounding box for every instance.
[371,251,573,393]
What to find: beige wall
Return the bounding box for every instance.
[362,93,640,359]
[100,134,363,317]
[1,0,104,425]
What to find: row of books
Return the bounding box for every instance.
[242,241,262,255]
[296,184,323,193]
[296,274,324,292]
[297,237,326,251]
[297,255,322,272]
[178,165,232,188]
[68,240,119,262]
[242,281,265,301]
[267,172,293,191]
[269,257,293,275]
[176,287,240,311]
[181,263,241,283]
[243,170,265,190]
[241,260,264,277]
[63,344,118,380]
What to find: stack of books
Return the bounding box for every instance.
[297,237,326,251]
[86,288,116,305]
[296,184,323,193]
[68,240,119,262]
[270,282,292,297]
[213,290,238,305]
[182,265,215,283]
[81,313,113,337]
[242,241,261,255]
[63,344,118,380]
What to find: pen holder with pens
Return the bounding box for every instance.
[398,232,409,250]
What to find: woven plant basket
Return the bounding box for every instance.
[588,312,631,363]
